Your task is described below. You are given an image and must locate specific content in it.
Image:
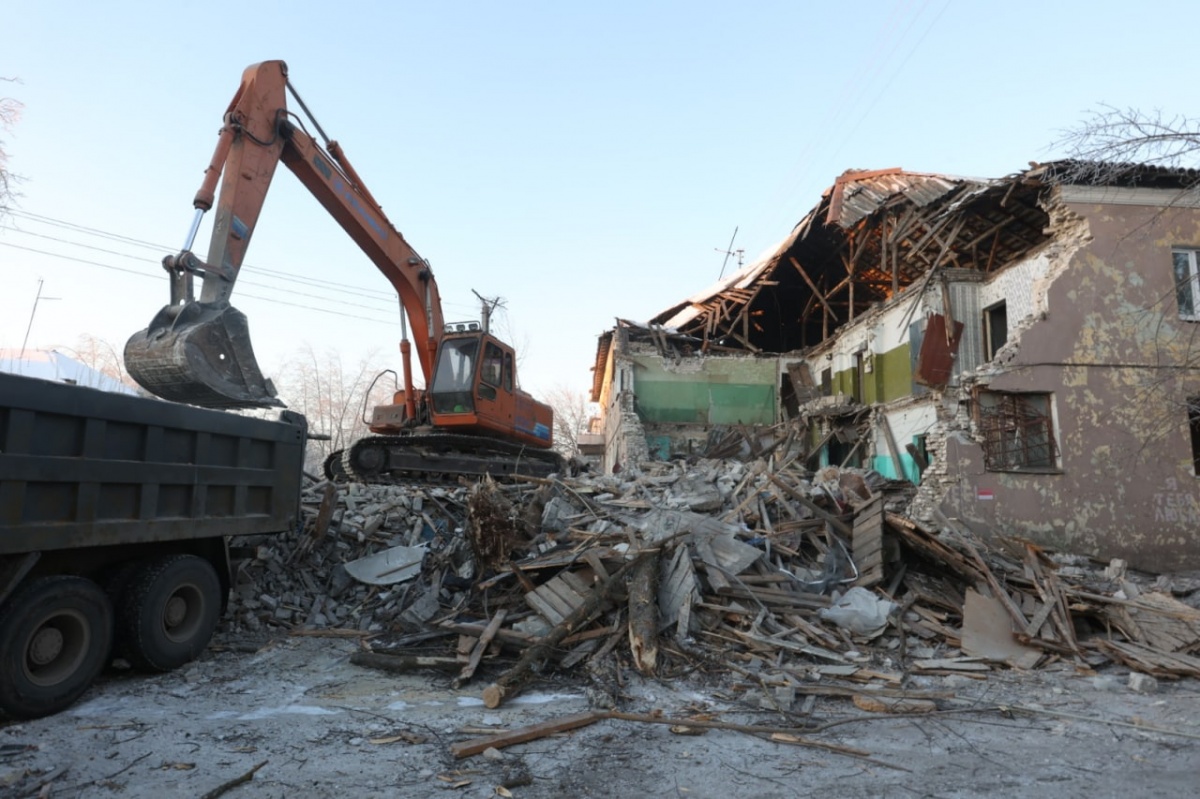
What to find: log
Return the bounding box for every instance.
[627,552,660,675]
[482,551,651,708]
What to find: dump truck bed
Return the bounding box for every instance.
[0,372,306,555]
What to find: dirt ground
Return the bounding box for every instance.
[2,630,1198,799]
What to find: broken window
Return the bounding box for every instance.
[977,391,1058,471]
[983,301,1008,361]
[1172,249,1200,321]
[1189,398,1200,476]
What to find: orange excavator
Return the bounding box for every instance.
[124,60,559,481]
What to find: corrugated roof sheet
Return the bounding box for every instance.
[827,169,971,227]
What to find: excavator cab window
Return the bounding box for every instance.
[431,337,479,413]
[481,343,504,387]
[503,352,513,392]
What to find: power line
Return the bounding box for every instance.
[6,210,396,304]
[4,209,484,316]
[0,225,403,314]
[0,241,401,324]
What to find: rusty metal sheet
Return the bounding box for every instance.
[914,313,964,388]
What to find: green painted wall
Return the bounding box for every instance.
[827,342,913,404]
[632,356,776,425]
[876,343,914,402]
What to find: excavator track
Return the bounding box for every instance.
[324,433,563,484]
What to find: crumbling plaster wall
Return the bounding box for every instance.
[923,190,1200,572]
[595,331,650,474]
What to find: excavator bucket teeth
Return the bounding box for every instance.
[124,302,282,410]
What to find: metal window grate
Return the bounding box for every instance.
[979,393,1058,470]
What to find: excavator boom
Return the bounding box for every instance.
[126,60,557,477]
[126,60,443,408]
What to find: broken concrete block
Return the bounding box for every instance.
[1128,672,1158,694]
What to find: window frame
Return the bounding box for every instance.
[975,390,1060,473]
[1172,249,1200,322]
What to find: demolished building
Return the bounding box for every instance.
[590,162,1200,572]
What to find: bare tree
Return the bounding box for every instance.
[273,345,394,471]
[542,383,595,458]
[67,334,132,385]
[1,78,23,214]
[1054,105,1200,184]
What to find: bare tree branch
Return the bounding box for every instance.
[0,76,25,215]
[542,383,596,458]
[1053,104,1200,184]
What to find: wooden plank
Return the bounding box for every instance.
[453,609,508,689]
[852,495,885,588]
[658,544,699,635]
[350,652,462,673]
[525,591,566,625]
[542,576,587,611]
[483,552,653,708]
[583,550,610,581]
[560,570,595,597]
[450,712,608,759]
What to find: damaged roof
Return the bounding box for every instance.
[640,160,1200,356]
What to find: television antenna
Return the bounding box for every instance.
[20,279,61,358]
[715,226,744,279]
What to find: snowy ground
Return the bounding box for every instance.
[2,632,1198,799]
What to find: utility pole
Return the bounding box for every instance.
[20,279,60,359]
[715,226,744,279]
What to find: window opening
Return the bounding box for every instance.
[977,391,1057,471]
[983,301,1008,361]
[1172,249,1200,321]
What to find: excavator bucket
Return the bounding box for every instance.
[124,301,282,409]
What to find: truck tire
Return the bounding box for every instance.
[0,576,114,719]
[119,555,222,672]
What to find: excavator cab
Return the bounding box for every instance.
[427,325,551,451]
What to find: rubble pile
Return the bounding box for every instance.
[226,439,1200,707]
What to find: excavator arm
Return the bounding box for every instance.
[125,60,443,410]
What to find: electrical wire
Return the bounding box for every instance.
[2,210,484,318]
[0,225,401,315]
[0,241,401,324]
[7,210,394,304]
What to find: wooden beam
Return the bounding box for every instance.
[879,413,906,481]
[450,712,608,759]
[789,257,836,324]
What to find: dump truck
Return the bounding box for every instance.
[0,371,306,719]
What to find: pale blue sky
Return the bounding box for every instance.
[2,0,1196,401]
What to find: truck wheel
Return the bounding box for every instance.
[120,555,222,672]
[0,576,114,719]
